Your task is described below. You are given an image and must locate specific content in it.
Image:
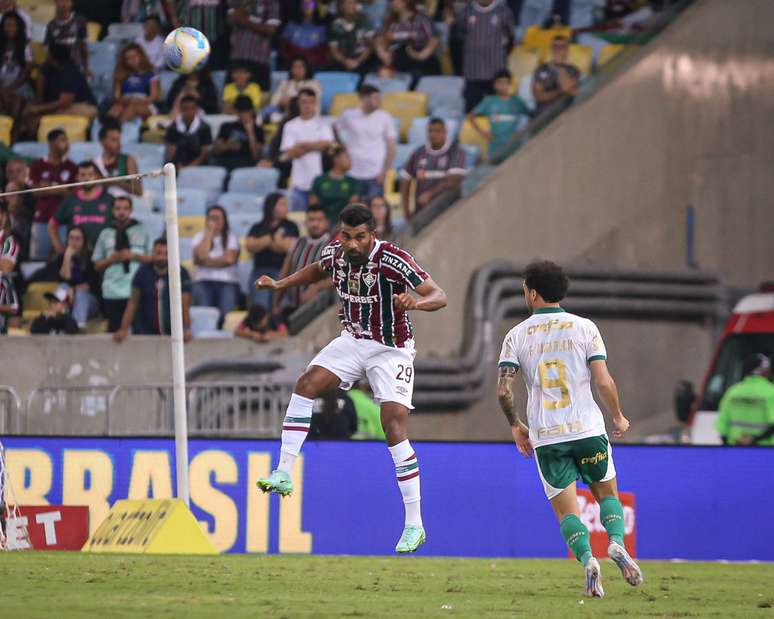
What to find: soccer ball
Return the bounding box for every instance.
[163,27,211,74]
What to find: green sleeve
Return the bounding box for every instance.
[472,97,490,117]
[54,198,72,225]
[715,392,731,437]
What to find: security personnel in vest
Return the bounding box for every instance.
[716,353,774,445]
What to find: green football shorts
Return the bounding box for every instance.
[534,435,616,499]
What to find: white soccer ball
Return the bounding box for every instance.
[163,27,211,74]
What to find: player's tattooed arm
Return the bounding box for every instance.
[497,364,519,426]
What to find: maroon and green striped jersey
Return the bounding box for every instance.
[319,240,429,348]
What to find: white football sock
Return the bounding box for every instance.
[388,439,423,528]
[276,393,314,474]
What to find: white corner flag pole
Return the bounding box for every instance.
[163,162,190,507]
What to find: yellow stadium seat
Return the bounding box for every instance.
[522,25,572,56]
[181,259,195,276]
[0,115,12,145]
[383,92,428,142]
[286,211,307,237]
[508,46,540,94]
[178,216,205,238]
[37,115,90,143]
[598,44,626,67]
[23,282,59,316]
[460,116,490,161]
[329,92,360,117]
[383,168,400,207]
[31,41,47,66]
[262,122,278,145]
[142,114,171,143]
[567,44,593,76]
[86,21,101,42]
[223,310,247,333]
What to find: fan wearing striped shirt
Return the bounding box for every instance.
[256,203,447,554]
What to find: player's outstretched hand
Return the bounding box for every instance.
[612,413,630,437]
[393,293,417,311]
[512,424,533,458]
[255,275,280,290]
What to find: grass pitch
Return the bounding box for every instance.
[1,553,772,618]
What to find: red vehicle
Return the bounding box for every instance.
[676,284,774,444]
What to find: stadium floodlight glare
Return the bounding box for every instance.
[0,164,191,507]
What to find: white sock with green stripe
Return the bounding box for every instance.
[389,439,422,528]
[276,393,314,474]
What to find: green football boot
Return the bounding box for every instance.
[256,470,293,497]
[395,524,426,553]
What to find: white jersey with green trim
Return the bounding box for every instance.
[498,307,608,448]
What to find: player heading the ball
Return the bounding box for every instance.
[255,204,447,554]
[497,260,644,597]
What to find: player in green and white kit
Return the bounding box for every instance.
[497,261,643,598]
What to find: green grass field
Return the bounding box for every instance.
[1,553,772,618]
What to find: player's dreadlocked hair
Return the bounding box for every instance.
[339,204,376,231]
[523,260,569,303]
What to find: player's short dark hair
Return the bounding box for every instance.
[47,128,66,142]
[359,84,379,97]
[340,203,375,231]
[494,69,512,81]
[523,260,569,303]
[428,117,446,129]
[153,236,167,248]
[77,160,100,175]
[180,95,199,107]
[298,88,317,99]
[233,95,254,112]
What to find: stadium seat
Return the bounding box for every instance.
[37,115,90,143]
[158,71,179,101]
[142,114,172,143]
[539,44,593,75]
[203,114,237,141]
[407,117,459,146]
[30,41,47,65]
[522,25,573,56]
[178,166,228,195]
[229,213,260,239]
[88,41,119,79]
[508,46,540,93]
[363,73,413,94]
[22,2,55,27]
[228,167,279,195]
[393,143,416,171]
[218,192,265,217]
[460,116,490,161]
[19,261,45,281]
[134,212,164,237]
[131,193,155,212]
[460,144,480,169]
[416,76,464,112]
[106,22,143,42]
[383,92,429,142]
[189,306,221,337]
[315,71,360,113]
[329,92,360,117]
[68,141,102,163]
[211,70,227,96]
[125,143,165,172]
[176,189,208,216]
[12,141,47,159]
[86,21,101,42]
[518,0,553,28]
[518,73,536,112]
[270,71,288,93]
[223,310,247,333]
[24,282,59,316]
[178,237,193,261]
[383,168,400,205]
[0,115,12,145]
[598,44,626,67]
[90,116,142,144]
[237,260,253,295]
[178,216,205,238]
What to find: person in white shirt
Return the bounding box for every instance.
[191,205,241,323]
[134,14,164,73]
[280,88,334,212]
[334,84,397,202]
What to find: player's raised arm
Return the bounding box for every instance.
[589,360,630,437]
[255,262,327,292]
[393,277,447,312]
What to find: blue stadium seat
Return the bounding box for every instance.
[363,73,412,94]
[134,212,164,237]
[229,213,260,239]
[416,76,464,115]
[178,236,193,261]
[190,306,221,337]
[238,260,254,294]
[460,144,480,169]
[12,141,47,159]
[178,165,228,195]
[105,22,143,42]
[393,144,416,170]
[363,0,388,27]
[176,188,208,216]
[407,117,459,145]
[211,70,227,95]
[315,72,360,113]
[228,167,279,195]
[87,41,118,74]
[518,73,536,112]
[158,71,179,101]
[271,71,288,93]
[429,95,465,121]
[124,143,165,171]
[90,116,141,144]
[218,192,265,217]
[204,114,237,141]
[68,141,102,162]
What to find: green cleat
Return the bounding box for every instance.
[256,470,293,497]
[395,524,426,553]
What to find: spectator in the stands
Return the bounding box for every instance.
[192,205,241,323]
[165,95,213,169]
[334,84,397,202]
[0,0,31,34]
[0,11,32,126]
[400,117,466,219]
[122,0,168,25]
[227,0,280,92]
[94,124,143,197]
[272,204,331,318]
[28,129,78,259]
[23,43,97,137]
[222,63,262,114]
[468,69,529,160]
[4,158,33,256]
[134,14,165,72]
[279,0,329,71]
[269,56,322,121]
[108,43,160,124]
[166,67,219,116]
[328,0,377,75]
[310,145,360,224]
[716,353,774,446]
[211,95,265,170]
[532,35,580,115]
[30,285,79,334]
[44,0,88,74]
[114,236,193,342]
[246,192,299,308]
[0,267,17,334]
[369,194,393,239]
[281,88,334,212]
[375,0,440,87]
[235,303,287,343]
[455,0,515,111]
[0,200,20,275]
[52,225,99,327]
[49,161,113,254]
[93,195,152,333]
[309,388,358,439]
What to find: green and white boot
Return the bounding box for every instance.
[256,470,293,496]
[395,524,426,553]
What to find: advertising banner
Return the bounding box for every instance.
[5,505,89,550]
